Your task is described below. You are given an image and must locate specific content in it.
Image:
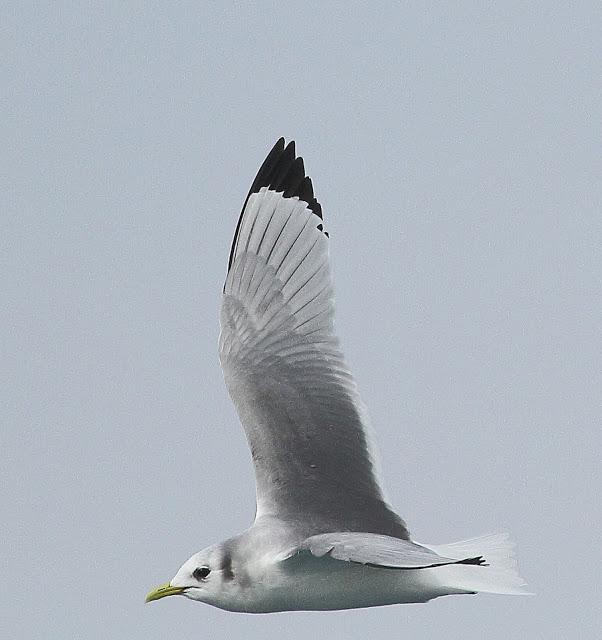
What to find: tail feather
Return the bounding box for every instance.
[422,533,532,596]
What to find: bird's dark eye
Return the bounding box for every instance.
[193,566,211,580]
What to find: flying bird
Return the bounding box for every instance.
[146,139,529,612]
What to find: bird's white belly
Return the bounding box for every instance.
[229,555,459,613]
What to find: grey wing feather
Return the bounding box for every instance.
[290,532,478,569]
[219,141,408,539]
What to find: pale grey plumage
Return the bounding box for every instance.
[290,532,471,569]
[219,185,408,539]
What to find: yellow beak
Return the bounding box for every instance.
[145,582,186,603]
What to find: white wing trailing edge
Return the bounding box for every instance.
[219,139,409,539]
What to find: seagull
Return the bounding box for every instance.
[145,139,529,612]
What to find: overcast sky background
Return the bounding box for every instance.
[3,3,601,639]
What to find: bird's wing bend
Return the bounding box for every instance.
[219,139,408,539]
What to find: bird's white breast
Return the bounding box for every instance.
[221,553,455,613]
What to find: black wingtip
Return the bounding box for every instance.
[226,139,325,275]
[457,556,489,567]
[246,138,322,217]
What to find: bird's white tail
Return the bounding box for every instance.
[423,533,532,596]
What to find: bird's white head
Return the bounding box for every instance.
[146,544,236,608]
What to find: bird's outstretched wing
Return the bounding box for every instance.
[282,532,486,569]
[219,139,408,539]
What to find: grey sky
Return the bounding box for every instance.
[3,2,600,638]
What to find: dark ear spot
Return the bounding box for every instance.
[221,552,234,581]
